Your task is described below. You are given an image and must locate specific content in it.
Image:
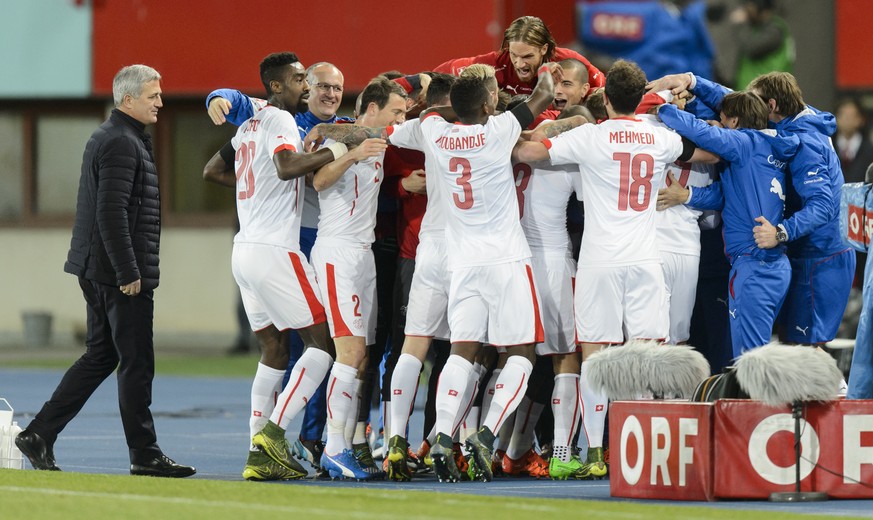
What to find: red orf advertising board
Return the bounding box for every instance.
[610,401,714,501]
[713,399,873,499]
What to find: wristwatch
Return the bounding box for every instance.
[775,225,789,243]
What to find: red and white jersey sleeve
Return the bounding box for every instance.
[419,111,531,270]
[315,138,384,244]
[547,117,683,267]
[640,115,717,255]
[388,119,448,239]
[231,105,305,249]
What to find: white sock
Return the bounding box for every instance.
[579,361,608,449]
[460,406,480,443]
[483,356,533,433]
[354,421,367,445]
[552,373,580,450]
[250,363,285,442]
[450,363,481,437]
[495,412,514,452]
[480,368,502,425]
[344,378,363,446]
[434,355,473,437]
[389,353,422,439]
[270,348,333,430]
[506,396,543,460]
[382,400,392,447]
[325,362,357,456]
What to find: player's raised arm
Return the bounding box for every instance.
[304,123,387,150]
[311,138,388,191]
[521,63,561,120]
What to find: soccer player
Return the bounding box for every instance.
[434,15,603,97]
[206,61,350,475]
[655,90,800,356]
[635,94,719,345]
[514,60,715,478]
[308,63,560,482]
[308,77,407,480]
[202,52,346,481]
[511,106,589,480]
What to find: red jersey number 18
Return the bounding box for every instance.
[614,152,654,212]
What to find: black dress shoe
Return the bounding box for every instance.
[15,429,61,471]
[130,454,196,478]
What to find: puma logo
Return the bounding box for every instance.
[729,308,737,319]
[796,325,809,336]
[770,178,785,201]
[716,297,728,307]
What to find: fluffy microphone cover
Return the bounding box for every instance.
[733,343,842,407]
[586,340,711,400]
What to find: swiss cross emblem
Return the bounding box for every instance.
[496,384,504,390]
[448,389,458,396]
[595,404,604,412]
[253,411,262,417]
[552,399,561,405]
[393,389,403,395]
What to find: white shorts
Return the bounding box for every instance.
[310,239,377,343]
[448,260,544,347]
[530,252,577,356]
[661,251,699,344]
[405,237,451,340]
[231,243,326,332]
[575,262,667,344]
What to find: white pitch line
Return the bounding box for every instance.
[0,486,382,518]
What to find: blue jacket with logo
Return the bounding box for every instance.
[659,103,799,263]
[685,76,843,258]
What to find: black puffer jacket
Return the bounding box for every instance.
[64,109,161,290]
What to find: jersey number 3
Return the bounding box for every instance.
[614,152,654,212]
[450,157,474,210]
[236,141,257,200]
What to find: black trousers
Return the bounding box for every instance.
[28,277,161,464]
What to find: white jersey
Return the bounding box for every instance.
[387,119,448,239]
[419,111,531,270]
[515,156,582,254]
[231,105,305,249]
[639,114,716,256]
[547,117,684,267]
[315,137,384,245]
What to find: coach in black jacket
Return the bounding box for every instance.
[16,65,195,478]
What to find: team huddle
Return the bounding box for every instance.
[202,15,854,483]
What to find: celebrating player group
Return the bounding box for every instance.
[202,15,854,483]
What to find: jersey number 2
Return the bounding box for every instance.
[450,157,474,210]
[236,141,256,200]
[614,152,654,212]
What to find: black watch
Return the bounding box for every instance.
[775,227,788,243]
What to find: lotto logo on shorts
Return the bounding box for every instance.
[393,389,403,395]
[342,392,352,399]
[552,398,561,405]
[595,405,605,412]
[496,384,504,390]
[448,389,458,397]
[253,411,262,417]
